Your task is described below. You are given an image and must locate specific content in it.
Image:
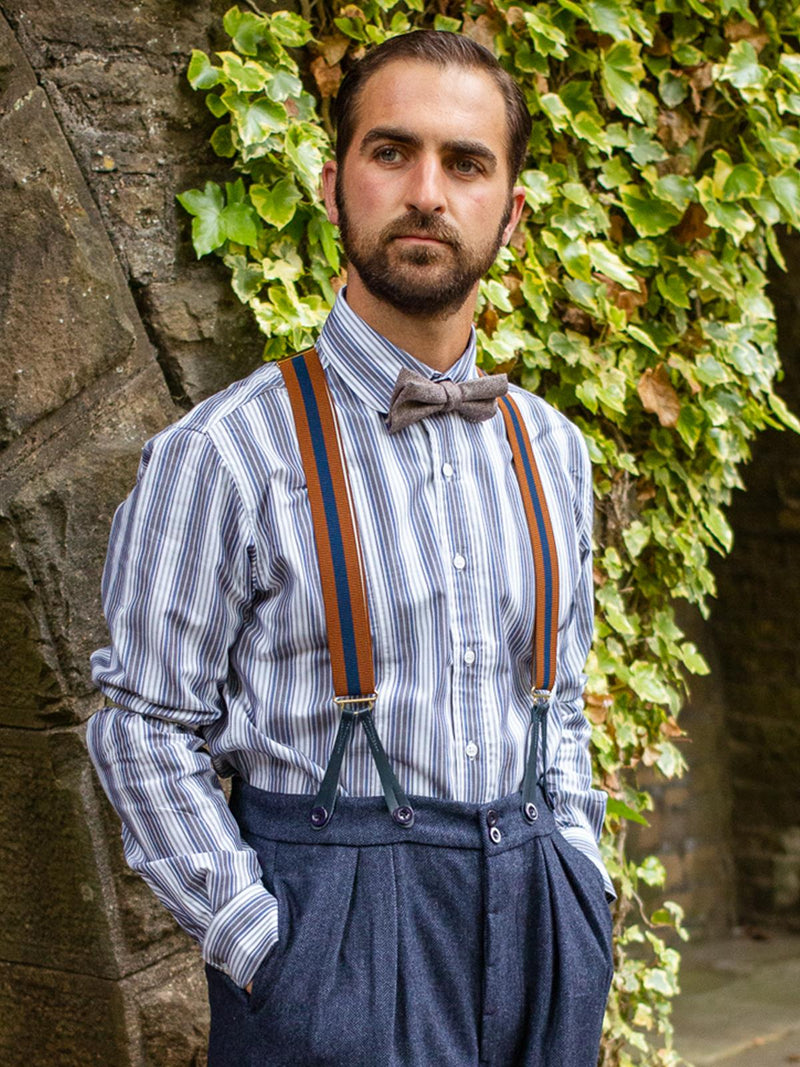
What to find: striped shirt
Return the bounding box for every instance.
[88,290,610,989]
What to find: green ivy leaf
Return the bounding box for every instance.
[769,169,800,227]
[621,185,683,236]
[176,182,226,257]
[717,41,769,93]
[250,178,303,228]
[270,10,312,47]
[601,41,646,121]
[187,50,222,90]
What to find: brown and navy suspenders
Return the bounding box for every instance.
[279,348,560,829]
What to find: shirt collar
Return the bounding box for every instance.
[316,288,479,415]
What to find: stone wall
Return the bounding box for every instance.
[0,2,263,1062]
[0,0,797,1063]
[708,237,800,933]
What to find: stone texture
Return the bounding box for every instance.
[0,960,129,1067]
[0,80,152,444]
[0,515,67,721]
[3,0,265,405]
[0,362,177,725]
[0,725,118,974]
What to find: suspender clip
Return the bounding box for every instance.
[334,693,377,715]
[531,688,551,709]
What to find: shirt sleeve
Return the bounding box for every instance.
[548,425,615,901]
[87,425,278,987]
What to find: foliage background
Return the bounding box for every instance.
[178,2,800,1062]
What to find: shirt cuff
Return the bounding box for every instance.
[202,882,279,988]
[559,824,617,902]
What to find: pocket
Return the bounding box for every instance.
[551,832,613,962]
[246,938,283,1014]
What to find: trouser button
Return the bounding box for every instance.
[486,809,499,827]
[523,801,539,823]
[489,826,502,845]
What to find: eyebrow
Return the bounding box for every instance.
[359,127,498,170]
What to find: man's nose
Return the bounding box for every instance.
[405,156,446,215]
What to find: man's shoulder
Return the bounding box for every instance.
[176,360,288,436]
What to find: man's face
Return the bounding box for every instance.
[322,60,525,319]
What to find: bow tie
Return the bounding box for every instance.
[386,368,508,434]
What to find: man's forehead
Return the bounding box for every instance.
[350,59,508,148]
[356,59,503,116]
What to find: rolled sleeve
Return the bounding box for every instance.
[87,425,272,981]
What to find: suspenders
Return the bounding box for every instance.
[279,348,560,829]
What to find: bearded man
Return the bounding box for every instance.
[88,29,614,1067]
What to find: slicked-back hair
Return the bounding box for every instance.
[331,30,532,181]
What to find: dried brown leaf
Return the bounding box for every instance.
[687,62,714,111]
[672,202,711,244]
[311,56,342,99]
[637,364,681,428]
[597,274,648,318]
[561,306,595,334]
[317,33,350,66]
[461,14,498,53]
[479,306,499,336]
[724,19,769,51]
[657,109,694,149]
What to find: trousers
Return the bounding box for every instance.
[206,783,613,1067]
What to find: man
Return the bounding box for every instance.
[88,29,613,1067]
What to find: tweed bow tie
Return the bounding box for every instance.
[386,368,508,434]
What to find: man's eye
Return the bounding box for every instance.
[454,158,481,176]
[376,146,401,163]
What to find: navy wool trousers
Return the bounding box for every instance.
[206,783,613,1067]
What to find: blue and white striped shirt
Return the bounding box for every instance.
[88,290,609,989]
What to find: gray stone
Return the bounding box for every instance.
[0,959,130,1067]
[0,83,154,444]
[0,726,118,974]
[0,515,67,722]
[1,363,178,724]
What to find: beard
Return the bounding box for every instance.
[336,178,512,318]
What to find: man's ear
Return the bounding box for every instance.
[322,160,339,225]
[501,187,527,246]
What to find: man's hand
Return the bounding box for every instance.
[245,981,253,994]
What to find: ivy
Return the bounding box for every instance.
[179,2,800,1063]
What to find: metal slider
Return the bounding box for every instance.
[334,693,378,714]
[531,688,551,706]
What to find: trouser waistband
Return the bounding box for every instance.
[230,780,556,852]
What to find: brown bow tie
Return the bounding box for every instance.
[386,368,509,434]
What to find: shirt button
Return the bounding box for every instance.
[465,741,478,759]
[453,554,466,571]
[442,463,454,478]
[463,649,476,665]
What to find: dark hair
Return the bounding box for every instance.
[332,30,532,180]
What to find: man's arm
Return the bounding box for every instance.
[87,425,278,987]
[548,425,615,900]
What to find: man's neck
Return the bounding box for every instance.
[344,275,478,374]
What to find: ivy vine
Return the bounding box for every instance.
[178,2,800,1063]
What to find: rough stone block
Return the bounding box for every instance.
[0,515,67,722]
[129,951,209,1067]
[0,960,129,1067]
[145,264,264,403]
[0,726,118,974]
[3,363,178,720]
[0,84,155,444]
[0,11,36,114]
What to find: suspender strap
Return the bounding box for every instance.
[498,393,561,815]
[280,349,414,829]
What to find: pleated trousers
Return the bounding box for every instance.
[206,783,613,1067]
